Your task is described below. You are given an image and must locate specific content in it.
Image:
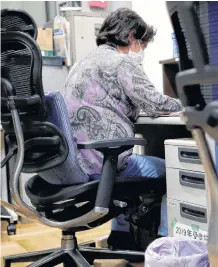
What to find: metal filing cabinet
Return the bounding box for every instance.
[63,12,106,65]
[165,138,209,242]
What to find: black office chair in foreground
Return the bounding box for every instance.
[167,2,218,266]
[1,9,166,267]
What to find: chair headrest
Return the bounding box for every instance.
[1,8,38,39]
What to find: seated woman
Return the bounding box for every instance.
[63,8,182,250]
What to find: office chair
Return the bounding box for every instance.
[1,9,166,267]
[0,8,38,236]
[167,2,218,266]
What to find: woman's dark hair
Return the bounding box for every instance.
[96,8,156,47]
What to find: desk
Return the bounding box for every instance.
[136,115,185,126]
[135,115,191,158]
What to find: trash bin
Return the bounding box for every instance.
[145,237,209,267]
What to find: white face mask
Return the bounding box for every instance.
[128,40,144,64]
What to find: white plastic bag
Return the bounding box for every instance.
[53,15,70,64]
[145,237,209,267]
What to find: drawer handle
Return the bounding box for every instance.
[179,171,205,189]
[180,203,207,223]
[182,207,205,219]
[178,147,201,164]
[181,151,198,159]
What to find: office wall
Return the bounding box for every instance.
[132,0,173,92]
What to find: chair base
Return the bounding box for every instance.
[4,231,144,267]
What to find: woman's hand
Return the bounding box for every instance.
[169,111,188,123]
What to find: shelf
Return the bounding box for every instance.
[42,56,66,67]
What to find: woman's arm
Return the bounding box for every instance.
[118,60,183,117]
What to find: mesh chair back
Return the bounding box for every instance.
[1,44,32,98]
[1,9,40,112]
[1,9,37,39]
[167,2,218,265]
[39,91,89,185]
[170,2,218,108]
[1,31,46,124]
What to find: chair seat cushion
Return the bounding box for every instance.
[25,175,166,206]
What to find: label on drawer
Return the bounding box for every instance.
[172,220,208,242]
[168,199,179,207]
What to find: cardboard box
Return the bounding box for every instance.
[37,28,53,56]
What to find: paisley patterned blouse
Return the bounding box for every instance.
[63,44,182,176]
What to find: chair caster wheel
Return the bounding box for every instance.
[138,203,149,216]
[7,224,16,235]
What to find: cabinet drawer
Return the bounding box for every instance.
[167,198,208,241]
[165,143,204,172]
[166,168,207,207]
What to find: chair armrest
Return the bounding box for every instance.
[77,137,147,150]
[77,137,146,212]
